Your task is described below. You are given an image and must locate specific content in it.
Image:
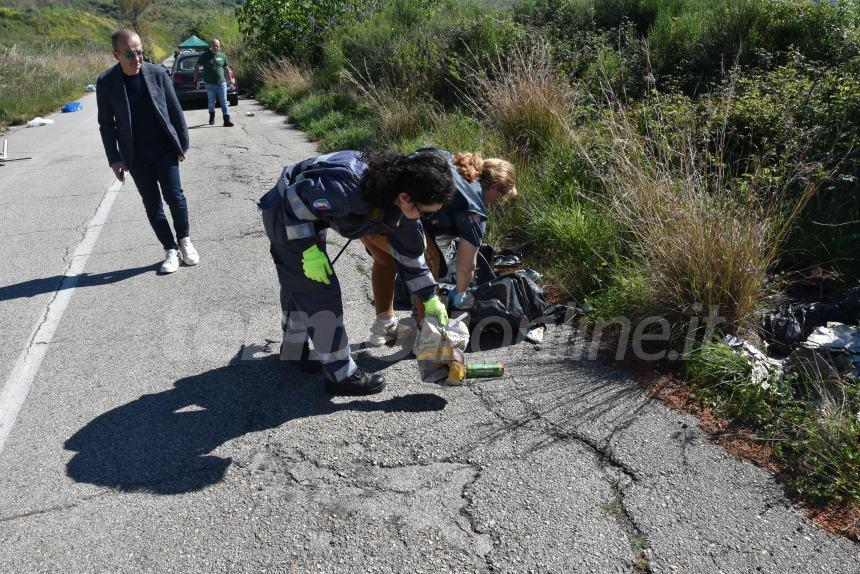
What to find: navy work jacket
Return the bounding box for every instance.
[259,151,436,299]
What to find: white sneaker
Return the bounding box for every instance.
[160,248,180,274]
[367,316,399,347]
[178,237,199,266]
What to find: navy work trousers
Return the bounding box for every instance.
[261,202,357,383]
[129,149,189,250]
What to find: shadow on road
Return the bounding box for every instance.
[0,264,157,302]
[64,356,446,495]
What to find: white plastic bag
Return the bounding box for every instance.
[413,314,469,383]
[26,117,54,127]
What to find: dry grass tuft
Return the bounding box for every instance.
[574,76,817,339]
[254,59,313,99]
[462,42,572,156]
[342,66,436,144]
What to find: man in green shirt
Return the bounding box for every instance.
[194,38,234,127]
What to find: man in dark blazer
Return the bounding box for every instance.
[97,28,199,274]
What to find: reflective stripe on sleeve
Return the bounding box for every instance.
[278,177,318,222]
[390,249,427,270]
[406,273,436,292]
[286,222,315,240]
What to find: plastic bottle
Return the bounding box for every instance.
[465,363,505,378]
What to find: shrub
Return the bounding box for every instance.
[255,59,313,103]
[287,92,337,127]
[722,56,860,284]
[777,403,860,505]
[342,69,437,145]
[324,0,524,105]
[574,85,817,339]
[305,110,349,141]
[687,342,860,505]
[256,85,293,113]
[237,0,372,63]
[515,0,860,95]
[686,340,780,428]
[463,42,572,156]
[317,124,377,153]
[397,113,492,157]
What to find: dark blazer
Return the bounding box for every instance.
[96,62,189,169]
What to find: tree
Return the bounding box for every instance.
[237,0,379,63]
[115,0,159,37]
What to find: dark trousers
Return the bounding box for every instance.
[129,150,189,250]
[261,201,357,383]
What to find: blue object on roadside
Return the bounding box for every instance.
[61,102,83,113]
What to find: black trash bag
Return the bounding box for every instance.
[476,244,497,284]
[464,271,547,338]
[762,285,860,354]
[762,309,804,354]
[544,303,579,324]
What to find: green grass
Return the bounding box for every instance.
[0,6,116,49]
[0,45,111,127]
[0,1,244,128]
[687,340,860,505]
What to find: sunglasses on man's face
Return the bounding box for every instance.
[121,49,145,60]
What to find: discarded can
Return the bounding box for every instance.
[465,363,504,378]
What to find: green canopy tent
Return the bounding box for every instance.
[177,35,209,50]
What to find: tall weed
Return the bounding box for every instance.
[343,68,436,145]
[574,75,817,338]
[463,42,572,156]
[255,59,313,103]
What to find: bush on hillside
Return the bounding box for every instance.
[515,0,860,94]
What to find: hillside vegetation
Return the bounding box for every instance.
[0,0,243,128]
[246,0,860,519]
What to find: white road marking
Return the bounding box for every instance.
[0,178,123,455]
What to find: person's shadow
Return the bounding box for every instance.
[64,356,446,495]
[0,265,156,302]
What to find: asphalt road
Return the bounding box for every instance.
[0,94,857,573]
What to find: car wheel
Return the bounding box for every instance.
[229,94,239,107]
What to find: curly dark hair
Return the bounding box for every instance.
[360,150,453,209]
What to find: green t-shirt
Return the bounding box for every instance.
[197,50,229,84]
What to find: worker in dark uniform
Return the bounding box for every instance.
[360,148,517,346]
[259,150,453,395]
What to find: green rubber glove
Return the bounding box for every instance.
[423,295,449,326]
[302,244,333,285]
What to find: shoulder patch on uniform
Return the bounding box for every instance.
[312,198,331,210]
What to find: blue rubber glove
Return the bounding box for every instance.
[448,290,467,308]
[423,295,449,326]
[302,244,333,285]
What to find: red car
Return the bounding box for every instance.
[168,50,239,107]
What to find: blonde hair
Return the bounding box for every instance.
[453,152,517,200]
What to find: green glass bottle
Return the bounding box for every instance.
[465,363,505,378]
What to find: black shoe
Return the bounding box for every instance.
[223,114,234,127]
[325,368,386,396]
[208,111,215,125]
[280,341,322,373]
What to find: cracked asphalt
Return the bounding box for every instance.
[0,94,857,573]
